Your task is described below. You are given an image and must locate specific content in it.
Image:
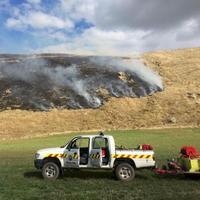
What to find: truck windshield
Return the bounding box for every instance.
[60,142,69,148]
[60,137,79,148]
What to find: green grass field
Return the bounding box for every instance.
[0,128,200,200]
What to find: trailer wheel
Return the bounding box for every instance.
[42,162,60,180]
[115,163,135,181]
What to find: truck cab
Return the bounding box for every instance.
[64,134,114,168]
[34,133,155,181]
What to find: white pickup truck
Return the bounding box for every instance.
[34,132,155,181]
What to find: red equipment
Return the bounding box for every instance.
[154,160,183,175]
[141,144,153,150]
[102,148,106,157]
[154,146,200,176]
[180,146,200,158]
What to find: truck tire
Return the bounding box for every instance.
[42,162,60,180]
[115,163,135,181]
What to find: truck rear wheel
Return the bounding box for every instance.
[115,163,135,181]
[42,162,60,180]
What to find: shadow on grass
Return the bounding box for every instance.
[23,169,155,181]
[63,169,113,180]
[153,173,200,181]
[184,173,200,180]
[25,168,200,181]
[24,171,43,179]
[62,169,157,181]
[23,169,114,180]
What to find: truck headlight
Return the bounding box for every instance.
[35,153,40,159]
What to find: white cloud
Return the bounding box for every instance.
[59,0,96,22]
[3,0,200,54]
[36,27,148,56]
[6,11,73,30]
[26,0,41,4]
[36,22,200,56]
[6,18,23,29]
[32,29,67,42]
[28,11,73,29]
[37,0,200,54]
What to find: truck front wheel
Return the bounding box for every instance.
[42,162,60,180]
[115,163,135,181]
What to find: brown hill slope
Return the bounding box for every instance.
[0,48,200,140]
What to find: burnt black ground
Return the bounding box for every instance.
[0,54,162,111]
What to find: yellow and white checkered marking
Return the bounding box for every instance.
[46,153,68,158]
[90,153,100,159]
[46,153,153,160]
[112,154,153,159]
[47,153,79,159]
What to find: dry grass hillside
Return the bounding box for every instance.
[0,48,200,140]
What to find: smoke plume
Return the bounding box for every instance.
[0,54,163,111]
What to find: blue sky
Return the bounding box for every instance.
[0,0,94,53]
[0,0,200,55]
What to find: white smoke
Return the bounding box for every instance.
[50,65,101,107]
[0,55,163,110]
[90,56,163,91]
[0,59,102,108]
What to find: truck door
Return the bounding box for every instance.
[90,137,109,167]
[64,137,80,168]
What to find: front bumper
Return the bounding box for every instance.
[34,159,43,169]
